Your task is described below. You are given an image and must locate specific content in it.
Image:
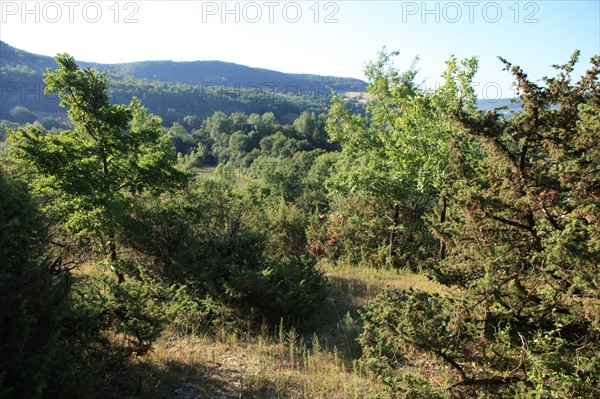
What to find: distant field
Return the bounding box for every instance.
[341,91,371,104]
[194,165,254,188]
[194,166,217,179]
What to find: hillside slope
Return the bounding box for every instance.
[0,41,367,124]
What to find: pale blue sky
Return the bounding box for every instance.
[1,1,598,99]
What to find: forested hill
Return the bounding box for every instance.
[0,41,367,124]
[0,41,519,125]
[86,60,366,93]
[0,41,366,92]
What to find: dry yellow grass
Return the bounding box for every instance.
[320,258,448,305]
[341,91,372,104]
[142,327,380,398]
[104,260,450,398]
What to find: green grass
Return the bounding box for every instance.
[193,165,255,189]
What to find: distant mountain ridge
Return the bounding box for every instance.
[0,41,366,93]
[0,41,369,124]
[0,41,520,124]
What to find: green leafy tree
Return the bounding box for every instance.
[325,50,472,266]
[183,114,202,130]
[360,52,600,398]
[293,111,332,149]
[248,112,279,145]
[9,105,37,124]
[169,122,195,154]
[41,116,68,131]
[9,54,187,282]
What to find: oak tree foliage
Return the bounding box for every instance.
[10,54,187,281]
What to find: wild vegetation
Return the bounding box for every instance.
[0,47,598,399]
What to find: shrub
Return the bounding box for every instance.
[359,289,466,398]
[0,167,68,398]
[121,179,327,330]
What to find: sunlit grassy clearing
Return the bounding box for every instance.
[319,258,448,305]
[194,165,255,188]
[122,260,448,398]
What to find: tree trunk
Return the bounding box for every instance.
[438,195,447,260]
[389,203,401,264]
[109,238,124,284]
[101,149,124,284]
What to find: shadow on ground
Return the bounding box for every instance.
[98,354,295,399]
